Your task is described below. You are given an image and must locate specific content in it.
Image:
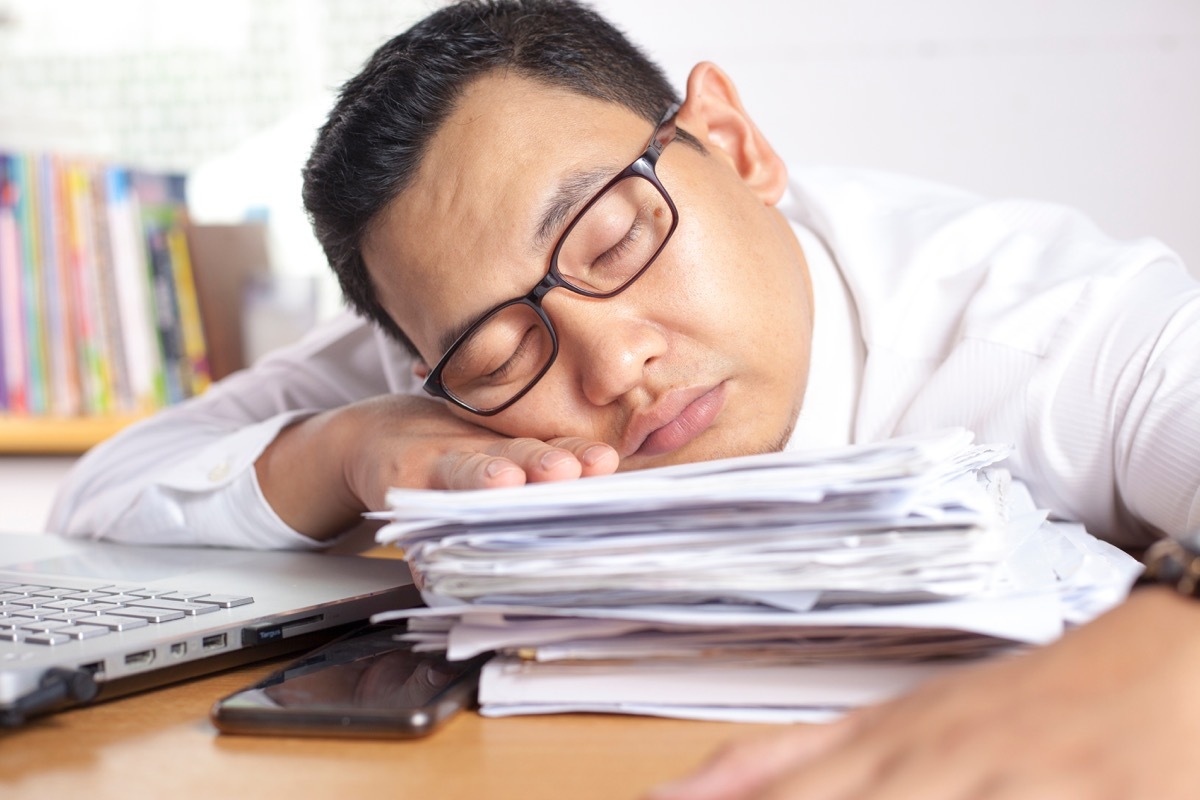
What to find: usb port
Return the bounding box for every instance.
[80,660,106,679]
[124,650,156,668]
[202,633,227,651]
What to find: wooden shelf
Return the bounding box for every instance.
[0,415,145,455]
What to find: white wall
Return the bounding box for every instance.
[4,0,1197,297]
[591,0,1200,273]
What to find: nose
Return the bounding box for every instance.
[544,292,667,406]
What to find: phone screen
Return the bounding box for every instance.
[211,623,490,738]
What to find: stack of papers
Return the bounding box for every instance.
[371,429,1142,722]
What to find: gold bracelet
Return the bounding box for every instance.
[1142,538,1200,598]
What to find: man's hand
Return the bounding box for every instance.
[647,586,1200,800]
[256,394,618,539]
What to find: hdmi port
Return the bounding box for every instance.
[124,649,156,668]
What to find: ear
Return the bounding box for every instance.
[676,62,788,205]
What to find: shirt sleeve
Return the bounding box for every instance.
[1028,257,1200,545]
[47,311,421,549]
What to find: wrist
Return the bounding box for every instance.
[1141,533,1200,599]
[256,410,365,540]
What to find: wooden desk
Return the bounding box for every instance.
[0,655,755,800]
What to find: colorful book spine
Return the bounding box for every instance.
[14,155,48,415]
[166,224,211,397]
[52,157,84,416]
[64,162,111,415]
[0,154,25,413]
[38,154,82,417]
[0,151,211,425]
[103,166,162,413]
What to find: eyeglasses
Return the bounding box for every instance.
[422,104,681,416]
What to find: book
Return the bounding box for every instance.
[166,223,211,397]
[14,155,48,415]
[62,161,108,414]
[0,149,213,445]
[103,166,161,412]
[38,154,82,417]
[0,155,22,412]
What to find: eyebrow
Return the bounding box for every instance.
[433,165,616,360]
[532,167,615,251]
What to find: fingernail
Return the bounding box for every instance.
[540,451,571,470]
[485,460,516,478]
[582,445,611,466]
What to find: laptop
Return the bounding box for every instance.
[0,532,418,727]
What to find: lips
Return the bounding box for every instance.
[622,382,727,459]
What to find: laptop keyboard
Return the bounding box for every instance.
[0,581,254,646]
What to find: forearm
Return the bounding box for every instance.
[49,406,321,548]
[49,311,410,548]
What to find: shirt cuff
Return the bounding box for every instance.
[98,411,330,550]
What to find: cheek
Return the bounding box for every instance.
[450,389,586,441]
[655,190,779,339]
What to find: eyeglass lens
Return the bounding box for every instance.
[439,173,673,411]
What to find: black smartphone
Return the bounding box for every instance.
[210,622,490,739]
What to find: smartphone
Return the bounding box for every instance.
[211,622,490,739]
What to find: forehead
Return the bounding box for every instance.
[362,72,654,363]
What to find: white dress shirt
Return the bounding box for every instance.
[48,168,1200,550]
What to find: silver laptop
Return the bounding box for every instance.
[0,532,417,726]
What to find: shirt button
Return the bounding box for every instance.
[207,462,231,483]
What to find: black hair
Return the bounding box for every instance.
[302,0,682,355]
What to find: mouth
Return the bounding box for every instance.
[621,382,728,459]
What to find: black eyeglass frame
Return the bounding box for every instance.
[422,103,682,416]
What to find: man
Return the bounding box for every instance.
[51,1,1200,796]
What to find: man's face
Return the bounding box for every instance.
[362,72,813,470]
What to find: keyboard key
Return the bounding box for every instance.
[24,632,73,645]
[108,608,185,623]
[42,599,92,611]
[18,620,72,633]
[54,625,110,640]
[127,599,219,616]
[99,585,144,594]
[93,594,146,605]
[30,588,80,599]
[159,591,211,602]
[191,594,254,609]
[71,603,122,615]
[63,591,113,601]
[0,580,241,649]
[127,589,178,599]
[4,585,51,595]
[80,615,150,632]
[45,611,97,623]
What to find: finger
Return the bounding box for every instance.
[546,437,620,477]
[487,437,584,483]
[647,721,854,800]
[438,450,528,490]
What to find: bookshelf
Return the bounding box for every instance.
[0,414,145,454]
[0,151,225,454]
